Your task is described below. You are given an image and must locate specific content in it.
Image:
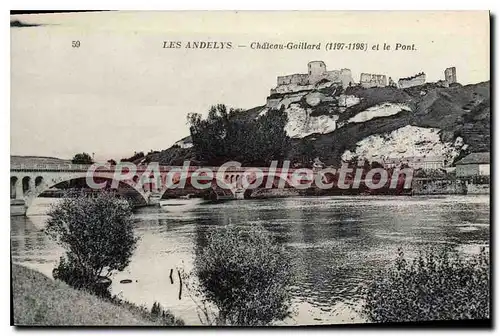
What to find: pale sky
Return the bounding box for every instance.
[11,11,490,160]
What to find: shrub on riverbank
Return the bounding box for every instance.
[112,299,184,326]
[192,225,294,326]
[12,264,182,326]
[44,192,138,296]
[362,247,489,322]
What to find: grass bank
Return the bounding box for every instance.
[12,264,183,326]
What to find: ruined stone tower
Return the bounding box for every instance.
[444,67,457,84]
[307,61,327,83]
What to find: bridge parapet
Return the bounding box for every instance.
[10,163,304,174]
[10,163,93,171]
[10,163,301,173]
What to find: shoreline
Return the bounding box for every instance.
[11,264,183,326]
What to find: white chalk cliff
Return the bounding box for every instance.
[342,125,467,163]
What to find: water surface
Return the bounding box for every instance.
[11,195,490,325]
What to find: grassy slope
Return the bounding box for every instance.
[12,264,162,326]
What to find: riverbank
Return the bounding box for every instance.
[11,264,182,326]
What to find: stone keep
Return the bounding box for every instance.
[273,61,354,94]
[444,67,457,84]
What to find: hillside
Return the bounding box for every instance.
[146,80,490,167]
[11,155,71,165]
[300,81,490,166]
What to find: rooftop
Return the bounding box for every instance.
[175,135,193,144]
[455,152,490,165]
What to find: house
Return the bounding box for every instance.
[420,156,447,170]
[173,136,193,149]
[383,155,446,170]
[455,152,490,177]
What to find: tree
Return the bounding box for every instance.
[71,152,93,164]
[44,192,139,296]
[370,161,384,169]
[297,139,317,166]
[187,104,290,166]
[249,107,290,165]
[121,151,145,163]
[187,104,234,164]
[192,225,293,326]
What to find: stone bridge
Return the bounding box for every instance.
[10,162,311,213]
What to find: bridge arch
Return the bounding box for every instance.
[10,176,18,199]
[239,172,293,198]
[22,176,31,196]
[157,171,294,200]
[35,176,44,188]
[159,174,236,200]
[232,171,292,188]
[18,173,150,212]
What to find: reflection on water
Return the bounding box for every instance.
[11,195,490,325]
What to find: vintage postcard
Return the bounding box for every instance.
[10,11,490,327]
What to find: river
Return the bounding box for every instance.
[11,195,490,325]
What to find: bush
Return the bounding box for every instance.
[149,301,184,325]
[112,299,184,326]
[193,225,294,326]
[362,247,489,322]
[45,192,139,296]
[51,254,112,298]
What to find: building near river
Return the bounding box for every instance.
[173,135,193,149]
[383,155,446,170]
[455,152,490,177]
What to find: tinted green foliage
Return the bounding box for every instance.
[194,225,294,326]
[363,248,489,322]
[188,104,290,166]
[45,192,139,296]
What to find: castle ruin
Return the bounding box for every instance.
[359,73,387,88]
[437,67,458,87]
[270,61,354,95]
[267,62,454,105]
[388,77,397,87]
[444,67,457,84]
[398,72,426,89]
